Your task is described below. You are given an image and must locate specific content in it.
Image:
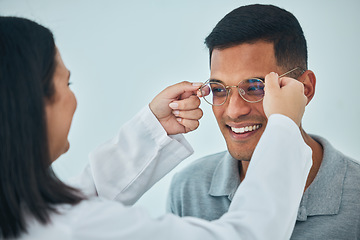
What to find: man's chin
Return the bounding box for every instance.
[228,149,254,161]
[225,135,261,161]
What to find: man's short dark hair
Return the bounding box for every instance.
[205,4,308,71]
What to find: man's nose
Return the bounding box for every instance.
[224,88,251,119]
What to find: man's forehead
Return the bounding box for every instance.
[210,42,278,80]
[211,42,275,63]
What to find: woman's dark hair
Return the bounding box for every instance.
[0,16,84,238]
[205,4,308,72]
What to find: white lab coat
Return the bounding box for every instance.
[19,106,312,240]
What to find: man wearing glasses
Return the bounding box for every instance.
[167,4,360,239]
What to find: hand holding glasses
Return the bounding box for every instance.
[199,67,304,106]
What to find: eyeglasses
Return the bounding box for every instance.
[199,67,304,106]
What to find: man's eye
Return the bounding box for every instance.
[242,79,264,94]
[247,86,263,91]
[211,86,226,97]
[246,85,264,96]
[212,87,225,93]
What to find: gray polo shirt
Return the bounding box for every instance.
[167,135,360,239]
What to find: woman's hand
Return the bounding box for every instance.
[263,72,307,127]
[149,81,203,135]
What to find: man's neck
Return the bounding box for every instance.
[300,128,323,190]
[239,128,324,191]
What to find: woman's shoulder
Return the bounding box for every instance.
[20,198,136,240]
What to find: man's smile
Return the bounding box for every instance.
[225,122,263,141]
[230,124,262,134]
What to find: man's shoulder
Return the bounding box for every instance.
[167,151,232,219]
[173,151,228,180]
[313,134,360,185]
[321,136,360,175]
[312,134,359,166]
[343,154,360,181]
[172,151,228,185]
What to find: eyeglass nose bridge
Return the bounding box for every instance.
[225,85,261,103]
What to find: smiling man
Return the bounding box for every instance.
[167,4,360,239]
[207,42,315,182]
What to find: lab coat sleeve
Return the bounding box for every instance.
[221,114,313,239]
[71,114,312,240]
[71,105,194,205]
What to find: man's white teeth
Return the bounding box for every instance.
[231,125,260,134]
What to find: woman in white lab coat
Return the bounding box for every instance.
[0,16,311,239]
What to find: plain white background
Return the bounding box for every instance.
[1,0,359,217]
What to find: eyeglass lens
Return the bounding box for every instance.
[201,79,264,105]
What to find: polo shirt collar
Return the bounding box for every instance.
[297,135,347,221]
[207,135,347,221]
[208,152,240,200]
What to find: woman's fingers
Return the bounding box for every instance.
[172,108,203,120]
[149,81,203,135]
[177,118,200,133]
[263,72,307,126]
[169,95,201,111]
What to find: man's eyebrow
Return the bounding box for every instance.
[209,77,265,83]
[209,78,223,83]
[68,71,71,79]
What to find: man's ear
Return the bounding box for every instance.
[299,70,316,105]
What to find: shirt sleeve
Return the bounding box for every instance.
[70,105,194,205]
[68,114,311,240]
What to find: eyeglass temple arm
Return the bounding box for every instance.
[279,67,305,78]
